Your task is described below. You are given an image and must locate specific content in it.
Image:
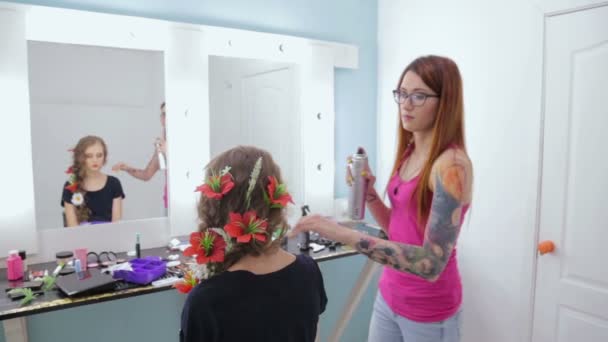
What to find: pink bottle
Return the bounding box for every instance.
[7,250,24,281]
[74,248,87,271]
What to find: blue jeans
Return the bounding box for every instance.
[367,292,461,342]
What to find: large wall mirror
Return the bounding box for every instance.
[0,2,357,262]
[209,56,303,221]
[28,41,168,229]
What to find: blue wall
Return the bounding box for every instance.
[1,1,378,341]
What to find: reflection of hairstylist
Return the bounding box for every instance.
[290,56,473,341]
[62,135,125,227]
[112,102,168,210]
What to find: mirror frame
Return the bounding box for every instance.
[0,2,358,263]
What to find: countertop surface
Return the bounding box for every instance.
[1,220,382,320]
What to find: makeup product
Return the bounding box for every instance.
[56,251,74,265]
[97,251,118,267]
[151,276,180,287]
[166,261,181,268]
[347,148,369,220]
[74,248,88,271]
[136,233,141,258]
[31,270,44,278]
[18,250,27,276]
[52,263,65,277]
[58,267,75,276]
[6,250,24,281]
[310,243,326,253]
[328,241,342,251]
[166,254,180,261]
[74,259,82,273]
[168,238,181,250]
[87,254,99,268]
[298,205,311,251]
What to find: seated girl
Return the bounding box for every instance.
[180,145,327,342]
[61,135,125,227]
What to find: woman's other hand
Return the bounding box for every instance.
[288,214,353,243]
[112,162,130,172]
[155,138,167,154]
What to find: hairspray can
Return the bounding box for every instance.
[156,140,166,170]
[347,148,368,220]
[298,205,311,251]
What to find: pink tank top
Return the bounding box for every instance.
[378,155,468,322]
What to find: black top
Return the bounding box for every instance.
[180,254,328,342]
[61,175,125,223]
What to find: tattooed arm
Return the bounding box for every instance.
[365,188,391,232]
[113,152,160,181]
[353,150,472,281]
[125,153,160,181]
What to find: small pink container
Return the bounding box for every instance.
[7,250,24,281]
[74,248,88,271]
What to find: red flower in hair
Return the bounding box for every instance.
[264,176,294,208]
[65,182,78,193]
[224,211,268,243]
[183,230,227,264]
[195,173,234,199]
[173,270,200,294]
[65,166,73,174]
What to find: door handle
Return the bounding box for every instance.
[538,240,555,255]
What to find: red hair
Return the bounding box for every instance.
[390,56,466,233]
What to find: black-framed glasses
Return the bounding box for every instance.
[392,90,439,107]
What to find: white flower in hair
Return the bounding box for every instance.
[71,192,84,206]
[220,165,232,176]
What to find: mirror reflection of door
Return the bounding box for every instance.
[209,56,302,207]
[27,41,167,229]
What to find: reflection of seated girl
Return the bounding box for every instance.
[180,146,327,342]
[61,135,125,227]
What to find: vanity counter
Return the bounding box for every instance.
[0,221,382,321]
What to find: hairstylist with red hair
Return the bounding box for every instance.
[291,55,473,342]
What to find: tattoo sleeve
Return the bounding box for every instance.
[127,153,159,181]
[365,191,379,203]
[354,162,467,281]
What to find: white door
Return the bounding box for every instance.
[532,5,608,342]
[241,67,302,205]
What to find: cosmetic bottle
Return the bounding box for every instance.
[7,250,24,281]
